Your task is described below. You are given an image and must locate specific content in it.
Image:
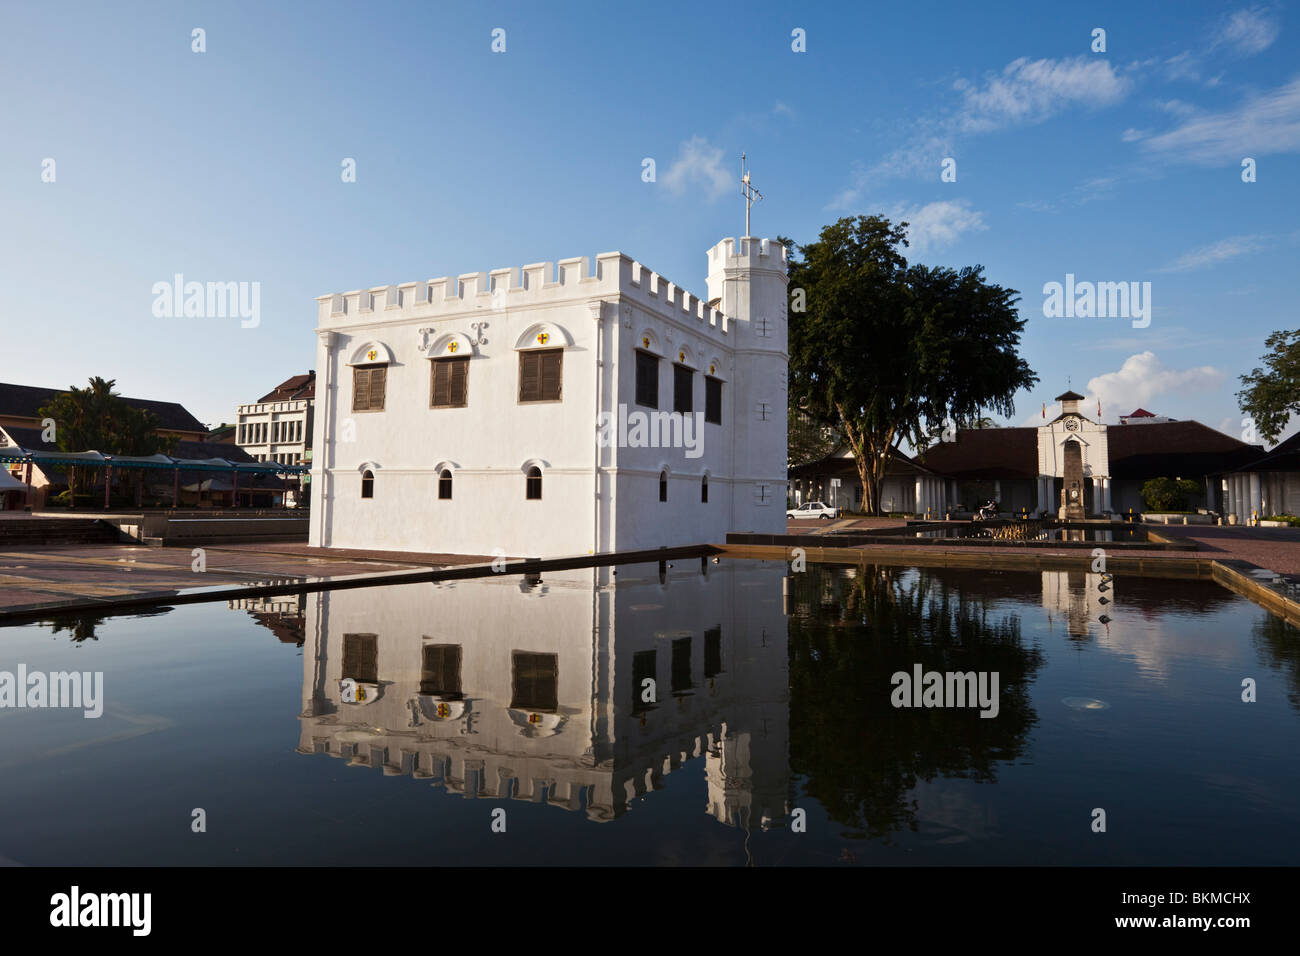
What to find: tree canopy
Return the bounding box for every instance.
[784,215,1037,514]
[1238,329,1300,444]
[36,377,175,457]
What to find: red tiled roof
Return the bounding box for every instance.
[915,428,1039,479]
[914,420,1264,480]
[1106,420,1262,478]
[0,382,206,434]
[257,372,316,403]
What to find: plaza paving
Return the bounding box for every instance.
[0,541,498,620]
[0,520,1297,623]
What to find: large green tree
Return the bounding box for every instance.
[784,216,1038,514]
[37,377,176,503]
[1238,329,1300,444]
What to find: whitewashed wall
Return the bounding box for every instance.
[309,238,788,556]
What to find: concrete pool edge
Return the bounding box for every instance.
[0,544,721,626]
[718,543,1300,627]
[2,539,1297,629]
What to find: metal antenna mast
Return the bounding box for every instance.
[741,153,763,237]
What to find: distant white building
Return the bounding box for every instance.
[236,372,315,466]
[308,236,789,556]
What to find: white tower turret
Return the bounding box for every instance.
[706,236,789,530]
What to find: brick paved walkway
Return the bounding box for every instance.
[0,542,497,616]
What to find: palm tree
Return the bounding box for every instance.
[37,377,168,507]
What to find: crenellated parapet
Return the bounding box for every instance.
[314,250,733,342]
[706,236,789,274]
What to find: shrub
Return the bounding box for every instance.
[1140,477,1202,512]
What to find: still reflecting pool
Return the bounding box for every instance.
[1,559,1298,865]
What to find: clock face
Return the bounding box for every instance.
[1065,417,1079,431]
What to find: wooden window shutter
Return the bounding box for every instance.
[431,361,450,407]
[510,651,559,712]
[519,351,540,402]
[352,367,369,411]
[342,633,378,684]
[369,366,386,410]
[432,357,469,407]
[451,357,468,405]
[540,349,562,400]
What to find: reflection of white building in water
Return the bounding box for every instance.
[1041,569,1116,639]
[297,561,790,828]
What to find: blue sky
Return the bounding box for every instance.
[2,1,1297,444]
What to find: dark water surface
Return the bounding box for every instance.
[1,559,1297,866]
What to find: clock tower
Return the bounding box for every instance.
[1036,389,1112,519]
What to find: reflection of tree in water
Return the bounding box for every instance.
[1250,612,1300,714]
[46,608,172,644]
[49,614,108,643]
[788,563,1044,841]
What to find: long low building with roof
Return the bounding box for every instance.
[791,391,1267,519]
[0,425,304,509]
[0,381,209,442]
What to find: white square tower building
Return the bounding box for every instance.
[307,236,788,556]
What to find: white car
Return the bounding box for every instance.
[787,501,839,520]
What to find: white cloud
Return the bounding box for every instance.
[1017,198,1058,213]
[1163,51,1201,83]
[1020,353,1224,425]
[1154,98,1200,117]
[773,100,795,118]
[1157,234,1267,272]
[1141,77,1300,163]
[660,136,732,199]
[954,56,1131,133]
[890,200,987,252]
[832,54,1130,199]
[1086,352,1224,416]
[1216,7,1280,55]
[1121,127,1149,142]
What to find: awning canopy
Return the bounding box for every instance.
[0,470,30,493]
[0,446,305,475]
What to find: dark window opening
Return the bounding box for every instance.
[342,633,379,684]
[635,350,658,408]
[431,356,469,408]
[673,364,693,414]
[420,644,462,699]
[519,348,563,402]
[632,649,656,713]
[511,651,558,712]
[671,637,693,694]
[705,376,722,425]
[701,475,709,503]
[704,626,722,679]
[526,466,542,500]
[361,469,374,499]
[438,469,452,500]
[659,471,668,502]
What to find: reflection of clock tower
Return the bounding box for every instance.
[1036,389,1112,519]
